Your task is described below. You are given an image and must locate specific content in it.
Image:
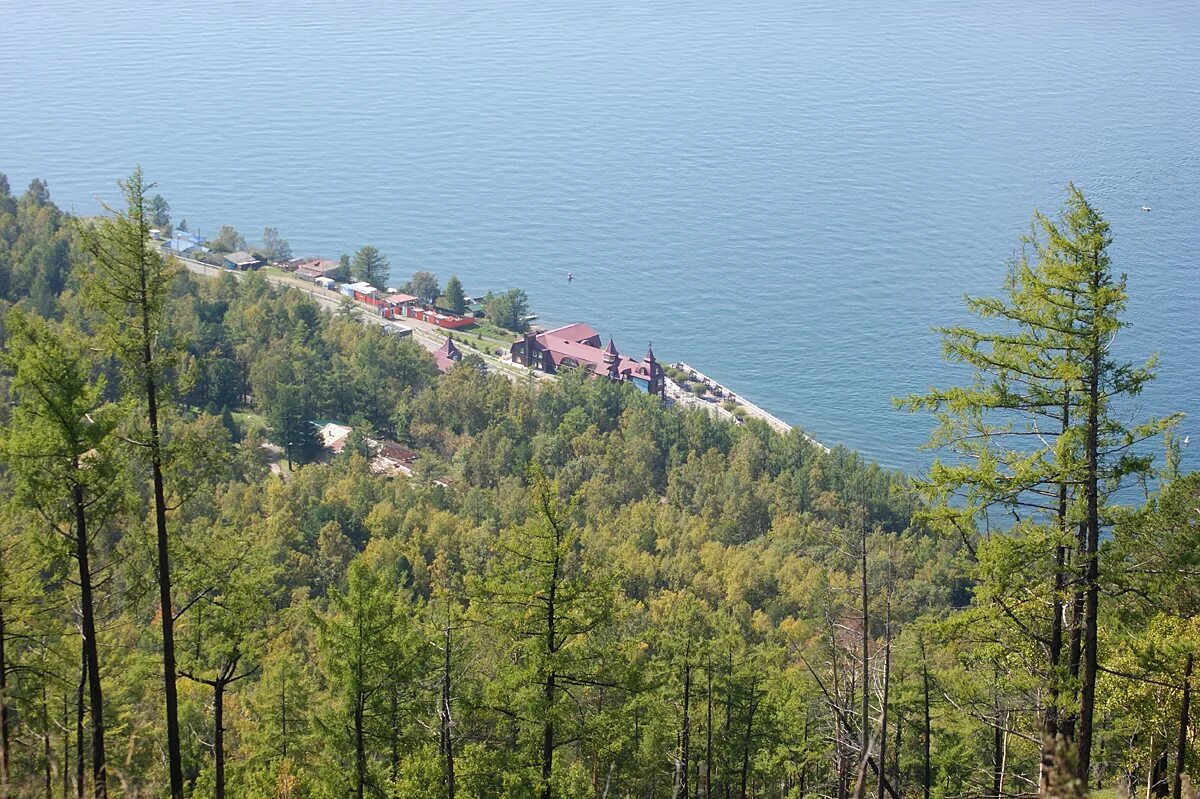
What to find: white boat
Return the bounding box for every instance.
[1141,205,1152,212]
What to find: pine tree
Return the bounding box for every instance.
[351,246,389,287]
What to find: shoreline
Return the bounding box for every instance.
[668,361,829,453]
[177,252,824,450]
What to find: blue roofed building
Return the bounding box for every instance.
[162,237,207,256]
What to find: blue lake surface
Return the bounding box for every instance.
[2,0,1197,473]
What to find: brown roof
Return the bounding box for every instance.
[295,258,341,276]
[377,441,419,463]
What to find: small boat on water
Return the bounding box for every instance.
[1141,205,1152,212]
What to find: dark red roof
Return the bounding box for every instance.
[435,337,463,372]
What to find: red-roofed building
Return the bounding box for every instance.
[510,324,664,396]
[381,293,418,320]
[434,336,463,372]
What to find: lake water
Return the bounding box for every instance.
[2,0,1197,473]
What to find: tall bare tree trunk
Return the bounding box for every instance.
[677,656,691,799]
[147,350,182,799]
[441,625,456,799]
[1173,653,1193,799]
[72,482,107,799]
[1043,398,1071,795]
[214,681,227,799]
[877,609,892,799]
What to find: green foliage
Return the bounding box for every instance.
[443,274,466,315]
[410,270,440,305]
[261,225,292,263]
[149,192,171,228]
[483,288,530,332]
[351,245,389,288]
[3,172,1194,799]
[210,224,247,253]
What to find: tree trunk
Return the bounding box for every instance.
[214,681,226,799]
[1064,526,1085,745]
[739,689,757,799]
[704,659,713,799]
[1,599,9,799]
[1173,653,1193,799]
[1043,398,1070,794]
[1150,747,1169,799]
[993,720,1004,799]
[441,625,456,799]
[724,647,733,799]
[1078,296,1102,786]
[877,620,891,799]
[75,649,84,799]
[139,233,184,799]
[41,676,52,799]
[354,690,365,799]
[541,672,555,799]
[540,533,559,799]
[280,674,287,760]
[861,518,870,758]
[73,482,108,799]
[678,659,691,799]
[922,641,931,799]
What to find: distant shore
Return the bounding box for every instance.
[175,249,821,448]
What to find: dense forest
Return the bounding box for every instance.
[0,171,1194,799]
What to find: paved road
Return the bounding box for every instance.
[174,255,541,382]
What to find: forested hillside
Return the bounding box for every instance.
[0,172,1194,799]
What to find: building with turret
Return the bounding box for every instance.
[510,323,664,395]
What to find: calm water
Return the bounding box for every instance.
[3,1,1197,472]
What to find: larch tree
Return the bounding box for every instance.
[473,468,617,799]
[0,309,120,799]
[77,168,187,799]
[899,183,1179,787]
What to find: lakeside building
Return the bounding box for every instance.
[433,336,463,372]
[293,258,343,282]
[341,281,382,307]
[381,292,476,330]
[381,292,418,319]
[161,234,207,256]
[511,324,664,396]
[223,250,262,271]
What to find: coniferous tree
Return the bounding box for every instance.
[899,183,1180,786]
[77,169,187,799]
[351,246,389,288]
[443,275,466,315]
[0,310,118,799]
